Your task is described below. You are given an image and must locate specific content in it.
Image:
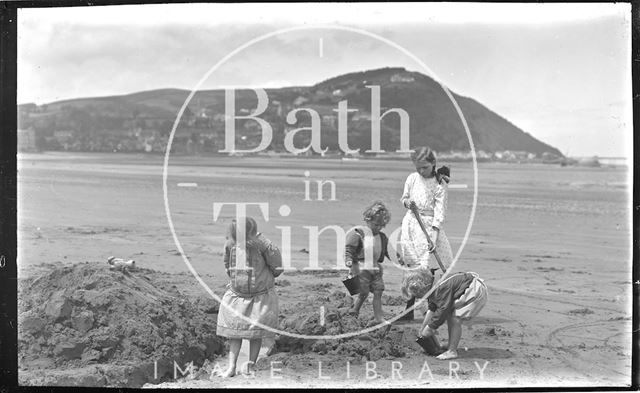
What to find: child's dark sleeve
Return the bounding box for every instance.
[223,241,232,276]
[382,232,390,262]
[427,285,456,329]
[344,229,362,266]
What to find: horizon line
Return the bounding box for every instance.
[17,66,431,106]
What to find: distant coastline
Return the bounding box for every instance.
[16,151,629,169]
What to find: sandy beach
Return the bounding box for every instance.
[16,152,633,388]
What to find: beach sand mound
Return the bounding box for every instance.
[18,262,225,387]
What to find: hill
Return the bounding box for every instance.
[18,67,562,156]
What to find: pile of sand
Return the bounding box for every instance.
[18,262,225,387]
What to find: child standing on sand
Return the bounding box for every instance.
[344,201,392,325]
[399,147,453,321]
[216,217,283,377]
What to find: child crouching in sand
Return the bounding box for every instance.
[216,217,283,377]
[344,201,392,325]
[418,271,488,359]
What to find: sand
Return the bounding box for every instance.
[18,262,226,387]
[16,152,633,388]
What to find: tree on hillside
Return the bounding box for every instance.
[159,120,173,137]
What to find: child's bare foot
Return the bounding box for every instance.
[240,361,256,377]
[221,366,236,378]
[366,319,390,328]
[436,349,458,360]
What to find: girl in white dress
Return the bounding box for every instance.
[399,146,453,321]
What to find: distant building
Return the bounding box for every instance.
[54,130,74,144]
[197,108,213,118]
[541,152,561,160]
[442,151,473,160]
[390,74,415,83]
[352,112,371,121]
[299,105,341,128]
[577,156,601,167]
[272,100,283,117]
[499,150,517,160]
[598,157,627,166]
[212,114,227,122]
[293,96,309,106]
[17,128,37,152]
[509,151,529,160]
[343,151,361,160]
[476,150,491,159]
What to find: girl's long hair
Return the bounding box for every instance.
[227,217,258,247]
[411,146,437,177]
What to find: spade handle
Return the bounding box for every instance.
[409,204,447,273]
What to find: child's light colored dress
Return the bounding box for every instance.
[400,172,453,272]
[216,233,282,339]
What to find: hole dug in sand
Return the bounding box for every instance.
[266,291,413,363]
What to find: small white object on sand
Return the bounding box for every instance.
[107,256,136,272]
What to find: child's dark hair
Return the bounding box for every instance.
[227,217,258,243]
[436,165,451,184]
[363,200,391,225]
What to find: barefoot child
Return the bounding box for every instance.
[344,201,392,324]
[216,217,283,377]
[418,271,488,360]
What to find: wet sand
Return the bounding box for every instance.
[17,152,633,387]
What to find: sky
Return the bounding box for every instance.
[17,3,632,157]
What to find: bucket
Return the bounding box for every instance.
[416,335,445,356]
[342,274,360,296]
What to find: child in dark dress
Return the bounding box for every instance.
[216,217,283,377]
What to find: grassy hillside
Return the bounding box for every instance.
[18,67,562,156]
